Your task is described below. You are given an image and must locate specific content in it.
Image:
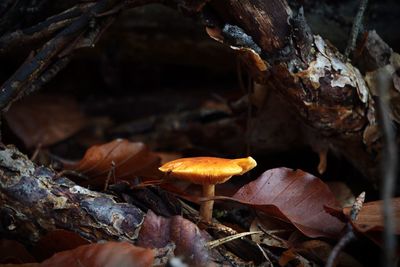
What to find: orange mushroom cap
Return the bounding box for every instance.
[159,156,257,185]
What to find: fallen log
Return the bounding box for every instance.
[0,145,144,244]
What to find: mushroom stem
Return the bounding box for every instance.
[200,184,215,222]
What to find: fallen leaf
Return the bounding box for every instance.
[32,229,90,261]
[42,242,152,267]
[137,210,211,266]
[0,239,36,264]
[63,139,161,187]
[232,168,345,238]
[344,198,400,234]
[4,94,86,148]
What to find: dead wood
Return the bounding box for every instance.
[0,145,144,244]
[207,0,399,185]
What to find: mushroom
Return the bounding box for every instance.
[159,156,257,222]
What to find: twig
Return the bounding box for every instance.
[104,161,116,191]
[0,0,162,112]
[325,192,365,267]
[0,0,121,112]
[256,243,273,266]
[345,0,368,58]
[0,3,94,54]
[207,231,262,249]
[377,65,399,267]
[24,57,71,96]
[30,143,43,161]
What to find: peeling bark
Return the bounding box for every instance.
[0,146,144,244]
[200,0,394,183]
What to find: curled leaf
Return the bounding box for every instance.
[344,198,400,234]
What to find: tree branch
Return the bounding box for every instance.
[0,0,121,112]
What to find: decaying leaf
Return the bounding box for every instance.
[232,168,345,238]
[2,242,154,267]
[4,94,86,148]
[137,210,211,266]
[63,139,161,186]
[344,198,400,234]
[40,242,154,267]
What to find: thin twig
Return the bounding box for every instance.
[104,161,116,191]
[325,192,365,267]
[24,57,71,96]
[0,3,94,54]
[378,67,399,267]
[30,143,43,161]
[256,243,273,266]
[207,231,262,249]
[0,0,120,112]
[345,0,368,58]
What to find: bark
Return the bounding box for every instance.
[202,0,394,183]
[0,145,144,243]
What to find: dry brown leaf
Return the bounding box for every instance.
[63,139,161,187]
[137,210,211,266]
[41,242,154,267]
[4,94,86,148]
[1,242,154,267]
[344,198,400,234]
[232,168,345,238]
